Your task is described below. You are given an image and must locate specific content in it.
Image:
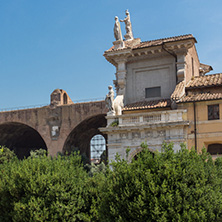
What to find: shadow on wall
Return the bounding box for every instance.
[63,114,107,163]
[0,122,47,159]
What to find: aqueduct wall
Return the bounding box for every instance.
[0,100,107,158]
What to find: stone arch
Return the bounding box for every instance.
[0,122,47,159]
[128,147,155,162]
[63,114,107,163]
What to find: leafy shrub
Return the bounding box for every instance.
[58,147,90,165]
[87,162,107,177]
[0,146,17,164]
[99,143,222,221]
[29,148,47,158]
[1,143,222,221]
[0,152,102,222]
[110,120,119,127]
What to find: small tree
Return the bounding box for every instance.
[99,143,222,221]
[29,148,47,158]
[0,152,100,221]
[0,146,17,164]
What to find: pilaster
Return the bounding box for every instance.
[176,54,186,82]
[115,58,127,95]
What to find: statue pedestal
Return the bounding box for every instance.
[113,40,125,50]
[107,110,116,116]
[124,33,133,41]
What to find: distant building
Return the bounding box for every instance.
[100,15,222,161]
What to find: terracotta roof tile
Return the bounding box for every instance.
[171,81,185,101]
[105,34,196,52]
[132,34,195,50]
[123,99,171,111]
[186,73,222,89]
[105,41,134,52]
[179,92,222,103]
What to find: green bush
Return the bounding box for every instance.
[0,152,103,222]
[1,143,222,221]
[29,148,48,158]
[0,146,17,164]
[110,120,119,127]
[99,143,222,222]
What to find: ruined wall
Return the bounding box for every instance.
[0,100,107,157]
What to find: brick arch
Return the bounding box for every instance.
[128,147,155,162]
[63,114,107,162]
[0,122,47,159]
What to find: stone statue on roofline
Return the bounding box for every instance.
[105,85,115,115]
[105,85,124,116]
[120,9,134,41]
[114,16,123,41]
[113,16,125,49]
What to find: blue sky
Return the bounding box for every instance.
[1,0,222,109]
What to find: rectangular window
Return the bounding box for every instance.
[208,104,219,120]
[145,86,161,98]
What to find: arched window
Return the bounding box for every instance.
[63,93,67,105]
[208,144,222,155]
[90,134,106,164]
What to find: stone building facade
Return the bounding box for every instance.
[100,14,222,161]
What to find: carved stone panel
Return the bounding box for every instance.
[145,130,153,138]
[120,133,128,139]
[132,132,141,139]
[157,130,166,137]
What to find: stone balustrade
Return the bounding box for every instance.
[107,109,186,127]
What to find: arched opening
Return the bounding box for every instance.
[208,143,222,155]
[133,149,154,160]
[90,134,106,164]
[128,147,155,162]
[63,114,107,163]
[0,122,47,159]
[63,93,67,105]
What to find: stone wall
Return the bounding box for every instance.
[100,109,189,161]
[0,100,107,157]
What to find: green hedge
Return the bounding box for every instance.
[99,143,222,221]
[0,146,17,164]
[0,153,101,222]
[1,144,222,221]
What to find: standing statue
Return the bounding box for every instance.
[114,16,122,41]
[105,86,115,113]
[120,10,134,40]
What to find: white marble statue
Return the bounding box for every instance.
[114,16,122,41]
[120,10,134,40]
[105,86,115,114]
[114,95,124,115]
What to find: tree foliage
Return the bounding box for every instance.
[0,146,17,164]
[29,148,48,158]
[1,143,222,221]
[99,143,222,222]
[0,152,100,222]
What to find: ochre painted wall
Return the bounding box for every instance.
[178,100,222,152]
